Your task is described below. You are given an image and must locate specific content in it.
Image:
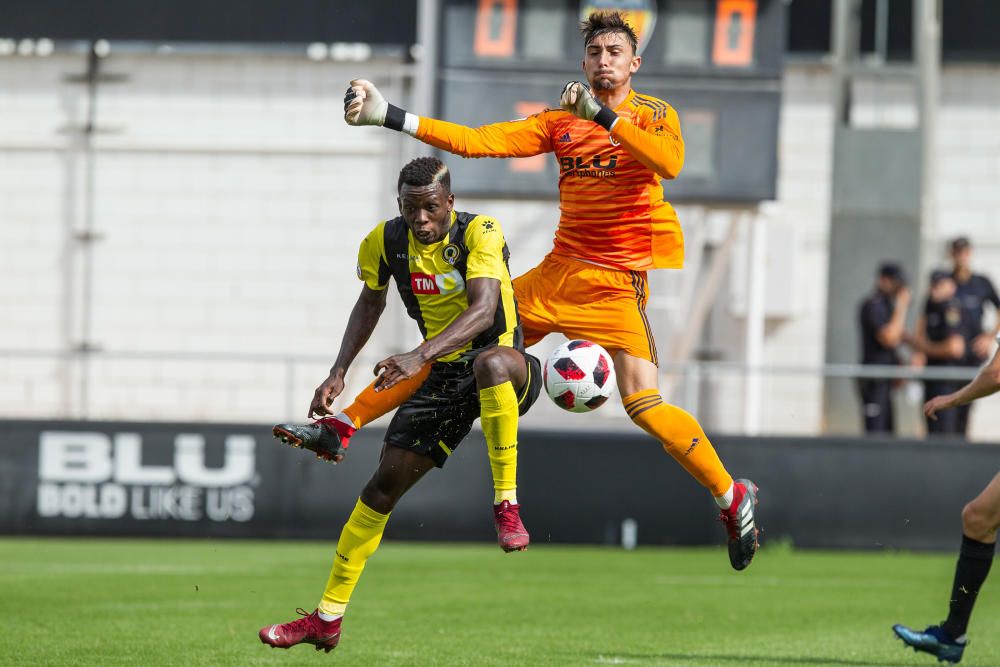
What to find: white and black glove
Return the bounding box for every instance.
[560,81,619,131]
[343,78,408,131]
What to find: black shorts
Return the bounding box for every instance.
[384,350,542,467]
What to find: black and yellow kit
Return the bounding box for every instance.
[357,210,541,465]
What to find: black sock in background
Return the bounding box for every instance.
[942,535,995,639]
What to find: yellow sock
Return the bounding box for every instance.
[342,364,431,428]
[317,498,390,616]
[623,389,734,498]
[479,381,519,505]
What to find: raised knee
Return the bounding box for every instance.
[473,348,514,383]
[361,476,397,513]
[961,501,995,540]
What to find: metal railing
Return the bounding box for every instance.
[0,348,986,431]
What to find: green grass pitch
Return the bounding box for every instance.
[2,538,999,666]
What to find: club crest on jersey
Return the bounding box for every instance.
[609,133,620,147]
[442,244,461,265]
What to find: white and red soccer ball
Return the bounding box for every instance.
[543,339,616,413]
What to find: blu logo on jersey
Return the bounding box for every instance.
[411,271,466,295]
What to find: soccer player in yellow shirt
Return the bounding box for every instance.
[260,157,541,652]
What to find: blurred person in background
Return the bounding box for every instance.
[857,263,910,434]
[893,334,1000,663]
[949,236,1000,435]
[908,271,967,437]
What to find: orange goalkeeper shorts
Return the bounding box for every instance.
[512,253,659,365]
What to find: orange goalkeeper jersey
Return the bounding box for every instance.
[416,88,685,271]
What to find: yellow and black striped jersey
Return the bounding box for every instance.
[357,210,521,362]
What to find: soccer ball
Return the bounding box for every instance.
[543,339,616,413]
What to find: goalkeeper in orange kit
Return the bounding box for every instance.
[276,11,760,570]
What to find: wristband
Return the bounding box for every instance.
[384,103,407,131]
[594,105,619,132]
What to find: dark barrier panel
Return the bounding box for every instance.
[1,420,998,550]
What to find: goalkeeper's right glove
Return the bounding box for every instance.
[560,81,619,131]
[343,79,408,131]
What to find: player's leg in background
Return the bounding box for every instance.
[339,364,431,431]
[272,364,431,462]
[318,446,437,619]
[615,350,759,571]
[893,471,1000,659]
[941,472,1000,640]
[474,346,532,552]
[615,352,734,499]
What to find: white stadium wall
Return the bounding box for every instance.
[2,55,999,438]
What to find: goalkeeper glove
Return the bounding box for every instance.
[343,79,408,131]
[560,81,619,131]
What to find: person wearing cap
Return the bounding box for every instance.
[909,271,967,436]
[949,237,1000,435]
[857,263,911,433]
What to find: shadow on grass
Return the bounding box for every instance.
[583,652,915,666]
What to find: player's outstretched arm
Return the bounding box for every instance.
[925,345,1000,420]
[344,79,552,158]
[310,285,387,418]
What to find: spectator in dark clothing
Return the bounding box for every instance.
[858,263,911,433]
[949,237,1000,434]
[910,271,967,437]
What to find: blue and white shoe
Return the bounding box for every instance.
[892,624,966,663]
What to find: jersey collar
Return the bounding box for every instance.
[615,88,637,112]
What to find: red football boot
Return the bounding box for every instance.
[272,417,355,463]
[493,500,530,552]
[259,608,342,653]
[719,479,760,571]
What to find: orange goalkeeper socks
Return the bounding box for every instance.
[341,363,431,428]
[623,389,734,497]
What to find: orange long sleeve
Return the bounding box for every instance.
[415,114,554,158]
[409,89,687,271]
[610,106,685,180]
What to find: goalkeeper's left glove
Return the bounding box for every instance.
[560,81,619,131]
[343,79,409,131]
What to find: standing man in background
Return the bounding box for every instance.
[857,263,910,434]
[949,237,1000,435]
[910,271,967,437]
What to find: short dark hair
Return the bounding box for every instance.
[397,156,450,194]
[930,269,953,285]
[950,236,971,253]
[878,262,905,284]
[580,11,639,54]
